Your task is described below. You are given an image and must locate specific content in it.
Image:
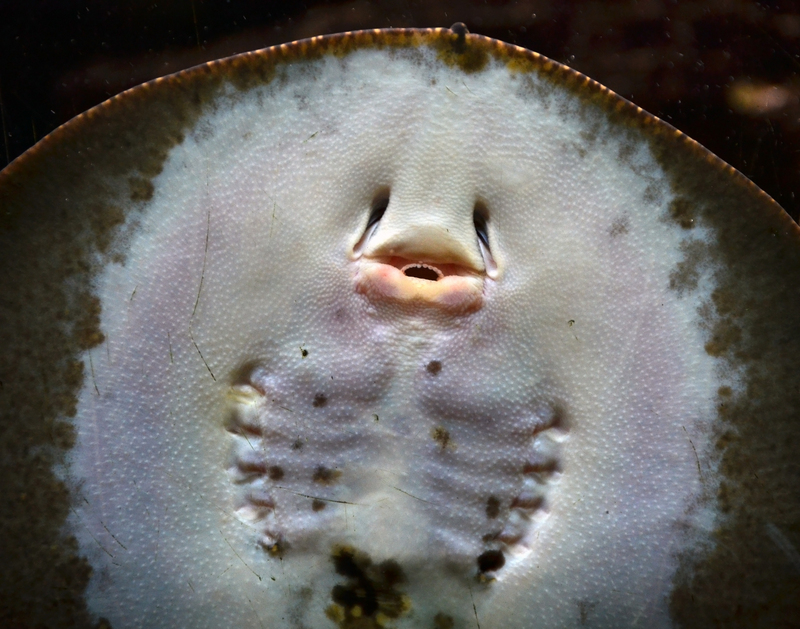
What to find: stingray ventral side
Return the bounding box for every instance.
[0,26,798,629]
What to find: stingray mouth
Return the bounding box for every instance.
[400,262,444,281]
[351,193,495,313]
[391,256,478,281]
[354,256,485,313]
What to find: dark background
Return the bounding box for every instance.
[1,0,799,221]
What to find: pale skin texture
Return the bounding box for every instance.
[2,29,797,629]
[64,46,721,628]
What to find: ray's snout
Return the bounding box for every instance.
[352,200,493,314]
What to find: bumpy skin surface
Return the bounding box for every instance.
[0,29,798,629]
[66,45,717,628]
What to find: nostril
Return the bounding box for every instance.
[402,263,443,281]
[473,201,490,249]
[352,188,390,258]
[367,190,390,230]
[473,200,499,279]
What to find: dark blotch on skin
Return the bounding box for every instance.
[486,496,501,519]
[268,465,284,481]
[511,494,544,511]
[669,197,696,229]
[128,176,155,202]
[482,531,501,543]
[292,439,304,451]
[477,549,505,573]
[431,426,451,450]
[313,393,327,407]
[313,466,342,485]
[327,546,409,628]
[237,460,268,475]
[312,499,326,512]
[609,217,629,237]
[579,600,598,625]
[646,106,800,625]
[434,612,455,629]
[426,360,442,375]
[669,239,707,294]
[74,295,105,349]
[523,459,559,475]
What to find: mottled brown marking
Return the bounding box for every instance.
[128,176,154,202]
[669,197,696,229]
[643,182,665,205]
[703,318,742,357]
[579,600,598,625]
[523,460,559,475]
[511,495,544,511]
[268,465,284,481]
[74,294,105,350]
[0,34,233,624]
[312,499,326,512]
[486,496,501,519]
[313,466,342,485]
[609,217,628,237]
[668,239,707,293]
[432,28,489,74]
[433,612,455,629]
[90,204,125,254]
[617,139,637,162]
[237,460,268,475]
[426,360,442,375]
[0,25,796,627]
[431,426,451,450]
[644,96,800,626]
[477,549,505,573]
[313,393,327,407]
[328,545,410,628]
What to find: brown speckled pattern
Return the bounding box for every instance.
[0,27,797,627]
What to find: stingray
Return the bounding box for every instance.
[0,26,798,629]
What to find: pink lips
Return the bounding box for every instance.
[354,255,485,313]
